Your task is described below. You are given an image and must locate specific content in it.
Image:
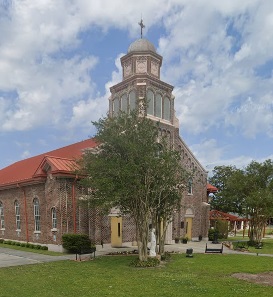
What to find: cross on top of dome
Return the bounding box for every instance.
[138,18,145,39]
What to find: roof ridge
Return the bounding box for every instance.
[44,155,76,161]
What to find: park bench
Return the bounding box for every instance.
[75,247,96,261]
[205,243,223,254]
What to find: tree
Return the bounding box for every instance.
[210,160,273,243]
[79,111,188,261]
[148,145,188,255]
[209,165,243,213]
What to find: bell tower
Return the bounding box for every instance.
[109,20,179,145]
[108,20,209,242]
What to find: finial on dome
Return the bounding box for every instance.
[138,18,145,39]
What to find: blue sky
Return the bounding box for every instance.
[0,0,273,175]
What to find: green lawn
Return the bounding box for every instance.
[1,254,273,297]
[0,243,63,256]
[224,237,273,254]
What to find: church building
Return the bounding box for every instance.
[0,26,210,251]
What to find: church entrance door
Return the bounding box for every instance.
[111,216,123,247]
[185,217,193,240]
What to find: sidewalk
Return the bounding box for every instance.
[95,240,227,256]
[1,240,273,268]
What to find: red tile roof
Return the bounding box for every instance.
[33,156,81,178]
[207,183,218,193]
[210,210,247,221]
[0,138,98,188]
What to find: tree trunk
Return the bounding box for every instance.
[156,217,168,256]
[136,218,149,261]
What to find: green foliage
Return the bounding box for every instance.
[210,160,273,243]
[1,240,48,251]
[209,165,242,213]
[130,257,160,267]
[79,111,188,260]
[160,252,171,261]
[181,237,188,243]
[208,229,215,241]
[216,220,228,239]
[0,238,3,243]
[62,233,92,253]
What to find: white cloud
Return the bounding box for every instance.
[66,53,123,133]
[1,0,273,170]
[190,138,226,167]
[226,96,273,138]
[0,55,98,131]
[21,150,31,159]
[154,0,273,141]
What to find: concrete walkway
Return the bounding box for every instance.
[1,241,272,268]
[0,247,74,268]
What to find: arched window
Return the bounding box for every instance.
[163,97,171,121]
[33,198,41,231]
[113,97,120,116]
[121,94,127,112]
[0,201,4,229]
[52,207,57,229]
[155,93,162,118]
[146,90,154,115]
[188,178,193,195]
[129,90,136,111]
[15,200,20,230]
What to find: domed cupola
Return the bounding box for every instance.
[109,19,175,128]
[128,38,157,53]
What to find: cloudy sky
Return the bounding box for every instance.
[0,0,273,174]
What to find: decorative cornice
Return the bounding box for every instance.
[110,75,173,95]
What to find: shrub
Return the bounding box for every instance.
[0,239,4,243]
[26,243,31,248]
[161,252,171,261]
[16,242,21,246]
[130,257,160,268]
[208,229,215,241]
[20,243,26,247]
[62,234,92,254]
[41,246,48,250]
[216,220,228,239]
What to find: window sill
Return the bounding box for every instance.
[187,193,193,196]
[0,228,5,231]
[34,231,41,234]
[51,228,58,232]
[16,229,21,232]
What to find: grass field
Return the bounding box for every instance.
[0,243,62,256]
[223,237,273,254]
[0,254,273,297]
